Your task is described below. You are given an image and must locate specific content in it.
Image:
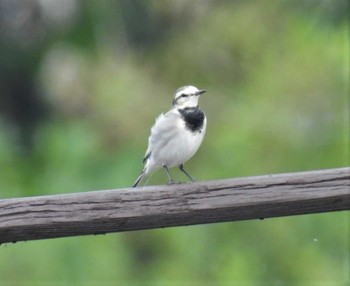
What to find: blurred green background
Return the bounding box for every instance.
[0,0,349,285]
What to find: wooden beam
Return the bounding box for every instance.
[0,167,349,244]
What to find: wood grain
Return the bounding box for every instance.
[0,167,349,244]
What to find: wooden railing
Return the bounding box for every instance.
[0,167,349,244]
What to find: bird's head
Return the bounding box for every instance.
[172,85,206,108]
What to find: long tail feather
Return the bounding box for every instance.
[132,171,145,187]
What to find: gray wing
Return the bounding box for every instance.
[143,110,181,163]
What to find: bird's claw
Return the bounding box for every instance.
[167,180,195,185]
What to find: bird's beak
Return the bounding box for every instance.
[195,89,206,96]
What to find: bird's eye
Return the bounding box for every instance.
[181,93,188,98]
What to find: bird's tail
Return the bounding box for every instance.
[132,170,146,187]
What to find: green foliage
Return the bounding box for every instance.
[0,0,349,285]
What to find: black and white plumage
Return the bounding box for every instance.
[133,85,207,187]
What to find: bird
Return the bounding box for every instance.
[133,85,207,187]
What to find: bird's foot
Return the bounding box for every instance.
[168,180,196,185]
[167,180,182,185]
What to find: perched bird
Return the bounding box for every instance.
[133,85,207,187]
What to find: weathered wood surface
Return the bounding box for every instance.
[0,167,349,244]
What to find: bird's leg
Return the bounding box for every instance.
[163,165,175,184]
[179,164,196,182]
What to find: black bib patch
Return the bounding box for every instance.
[178,107,205,133]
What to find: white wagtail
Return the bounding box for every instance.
[133,85,207,187]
